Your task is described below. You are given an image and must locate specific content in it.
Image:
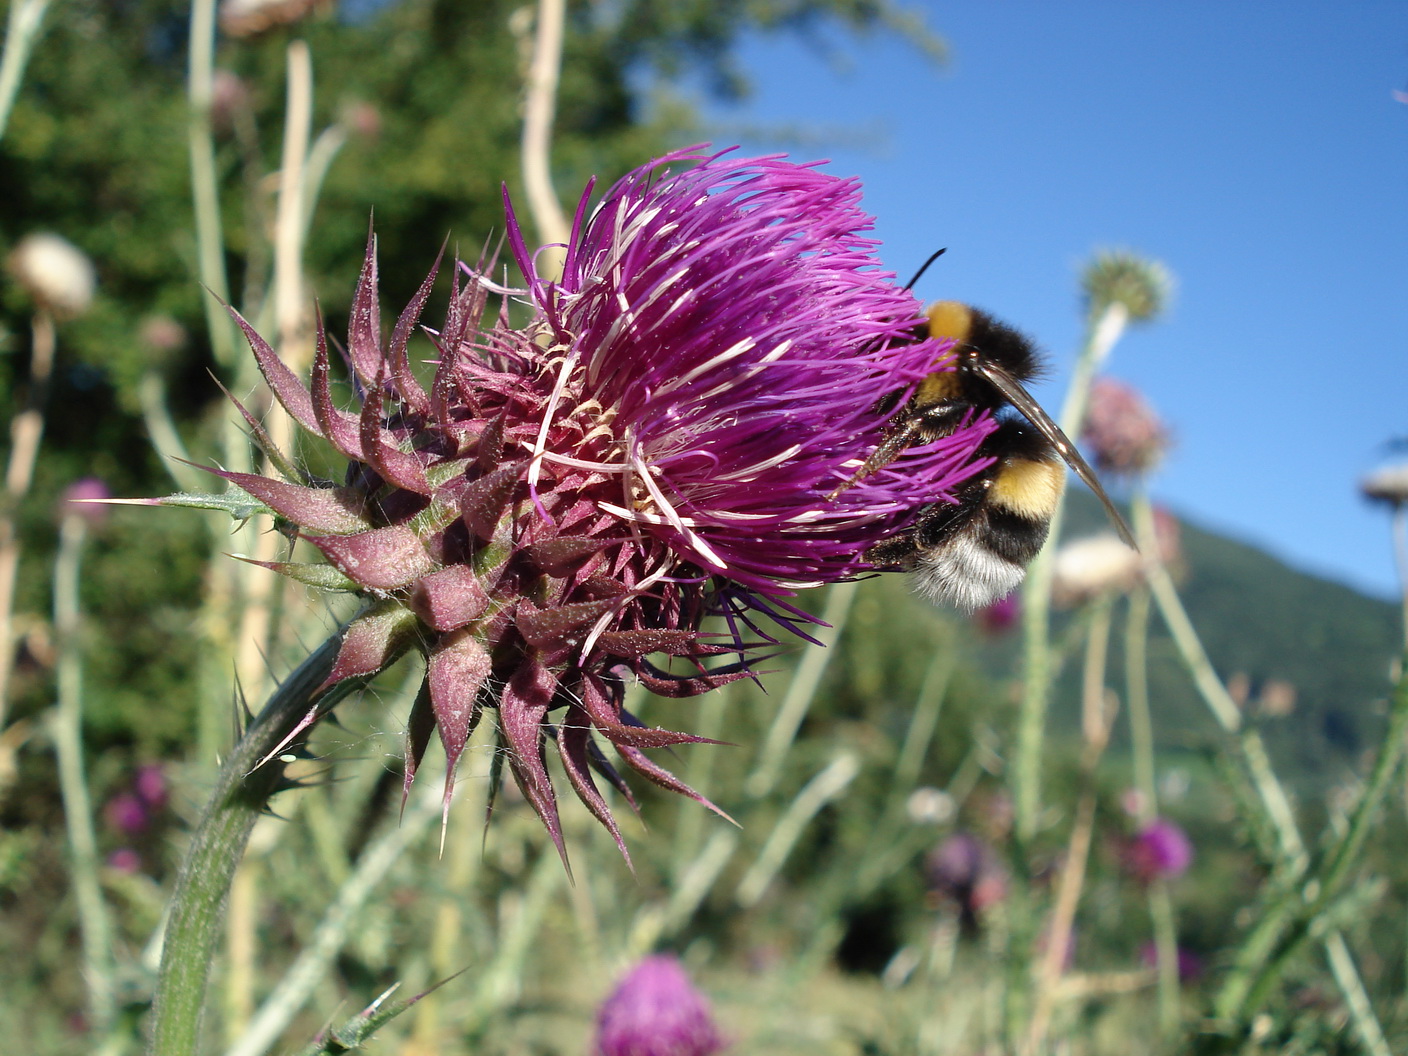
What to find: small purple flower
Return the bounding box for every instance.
[595,955,725,1056]
[1127,818,1193,880]
[196,147,990,861]
[134,763,168,810]
[973,593,1020,636]
[106,848,142,874]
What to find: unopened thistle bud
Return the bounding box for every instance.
[8,233,96,318]
[1052,532,1141,605]
[1081,250,1171,325]
[1362,463,1408,507]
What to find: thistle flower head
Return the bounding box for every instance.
[209,148,990,862]
[1081,377,1171,476]
[595,955,726,1056]
[1127,818,1193,880]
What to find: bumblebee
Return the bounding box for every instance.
[854,301,1135,610]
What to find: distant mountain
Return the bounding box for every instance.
[1054,490,1402,787]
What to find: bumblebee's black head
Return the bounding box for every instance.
[926,301,1043,384]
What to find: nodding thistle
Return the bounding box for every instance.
[205,146,993,862]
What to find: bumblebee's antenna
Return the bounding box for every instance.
[904,248,947,291]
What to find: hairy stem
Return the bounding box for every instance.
[147,628,361,1056]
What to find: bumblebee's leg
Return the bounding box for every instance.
[863,533,920,570]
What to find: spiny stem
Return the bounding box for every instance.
[148,627,362,1056]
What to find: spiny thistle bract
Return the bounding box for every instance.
[206,147,993,863]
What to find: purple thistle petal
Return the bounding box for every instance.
[508,146,992,597]
[578,675,713,750]
[311,319,370,464]
[229,305,322,435]
[315,601,421,696]
[358,368,432,495]
[385,243,442,418]
[459,462,523,540]
[615,742,734,826]
[515,598,618,650]
[402,681,437,810]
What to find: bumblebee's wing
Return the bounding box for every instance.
[975,361,1138,549]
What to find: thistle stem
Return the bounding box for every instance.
[1124,578,1180,1032]
[1007,303,1122,1049]
[0,0,52,142]
[186,0,235,368]
[52,511,116,1030]
[147,627,361,1056]
[1025,594,1117,1055]
[1013,302,1123,842]
[520,0,570,255]
[0,309,55,726]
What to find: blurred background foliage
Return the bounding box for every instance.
[0,1,1404,1054]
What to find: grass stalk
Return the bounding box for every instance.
[462,848,565,1035]
[412,713,496,1048]
[1323,931,1392,1056]
[745,579,857,798]
[735,751,861,908]
[1392,504,1408,654]
[1228,661,1408,1024]
[224,779,443,1056]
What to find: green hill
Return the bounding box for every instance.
[1051,490,1402,787]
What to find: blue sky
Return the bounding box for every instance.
[689,2,1408,600]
